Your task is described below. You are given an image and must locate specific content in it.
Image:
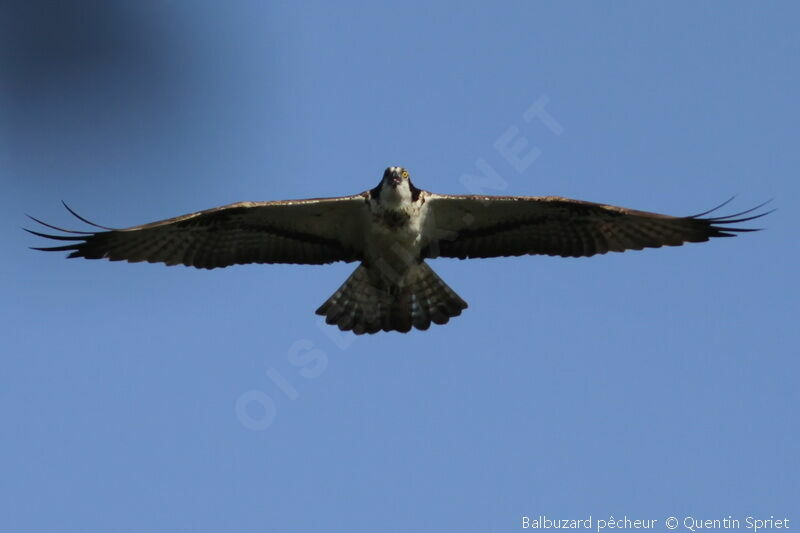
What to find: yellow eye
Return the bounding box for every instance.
[401,170,409,179]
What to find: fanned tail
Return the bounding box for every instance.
[315,262,468,335]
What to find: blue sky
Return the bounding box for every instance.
[1,2,797,531]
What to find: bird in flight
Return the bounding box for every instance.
[28,166,770,334]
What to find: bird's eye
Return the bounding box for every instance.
[401,171,409,179]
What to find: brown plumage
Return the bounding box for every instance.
[316,263,468,334]
[420,195,771,259]
[27,198,366,268]
[26,168,771,334]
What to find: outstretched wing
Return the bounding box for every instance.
[27,195,370,268]
[421,194,771,259]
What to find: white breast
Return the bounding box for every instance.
[365,195,429,273]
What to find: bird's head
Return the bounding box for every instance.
[374,166,421,207]
[383,166,411,189]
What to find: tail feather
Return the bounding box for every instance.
[316,262,468,334]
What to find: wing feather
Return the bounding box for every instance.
[422,194,771,259]
[28,195,370,268]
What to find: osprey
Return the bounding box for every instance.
[28,166,769,334]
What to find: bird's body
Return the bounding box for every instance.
[320,167,467,333]
[28,166,770,334]
[366,172,425,269]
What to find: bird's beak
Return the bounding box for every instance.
[389,176,401,188]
